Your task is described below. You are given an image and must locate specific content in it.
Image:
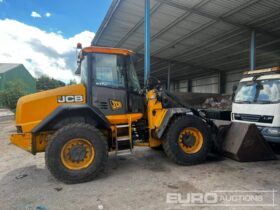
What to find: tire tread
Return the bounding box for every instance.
[45,123,108,184]
[162,115,211,165]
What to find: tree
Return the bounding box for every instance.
[36,76,65,91]
[0,80,27,110]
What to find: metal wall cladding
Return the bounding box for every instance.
[93,0,280,93]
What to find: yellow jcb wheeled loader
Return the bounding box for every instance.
[10,46,214,183]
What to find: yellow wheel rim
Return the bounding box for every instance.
[61,138,95,170]
[178,127,203,154]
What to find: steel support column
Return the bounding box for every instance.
[167,62,171,91]
[188,79,192,92]
[144,0,151,85]
[218,71,225,94]
[250,30,256,70]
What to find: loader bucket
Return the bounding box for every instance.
[217,122,277,162]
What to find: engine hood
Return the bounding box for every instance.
[16,84,86,132]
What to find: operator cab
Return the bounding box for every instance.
[76,45,145,116]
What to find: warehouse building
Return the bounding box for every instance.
[0,63,36,93]
[92,0,280,94]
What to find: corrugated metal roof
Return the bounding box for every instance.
[93,0,280,82]
[0,63,21,74]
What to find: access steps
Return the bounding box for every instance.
[114,118,133,156]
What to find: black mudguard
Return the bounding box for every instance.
[32,104,111,133]
[156,108,191,139]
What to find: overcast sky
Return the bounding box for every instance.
[0,0,111,83]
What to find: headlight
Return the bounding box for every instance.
[259,116,274,123]
[262,127,280,136]
[234,113,241,120]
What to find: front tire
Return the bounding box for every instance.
[45,123,108,184]
[163,115,211,165]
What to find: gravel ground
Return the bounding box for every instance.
[0,117,279,210]
[0,109,14,118]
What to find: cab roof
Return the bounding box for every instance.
[243,66,280,77]
[83,46,133,56]
[241,74,280,82]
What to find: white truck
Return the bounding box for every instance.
[232,67,280,143]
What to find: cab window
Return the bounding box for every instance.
[127,57,141,92]
[80,56,88,85]
[93,53,125,88]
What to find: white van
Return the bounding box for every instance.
[232,67,280,143]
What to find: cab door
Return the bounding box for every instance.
[91,53,128,115]
[126,57,145,113]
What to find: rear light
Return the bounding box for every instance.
[16,126,22,133]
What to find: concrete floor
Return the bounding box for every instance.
[0,117,279,210]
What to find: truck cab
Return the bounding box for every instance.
[232,67,280,143]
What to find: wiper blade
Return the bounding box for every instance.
[257,101,271,104]
[234,100,252,104]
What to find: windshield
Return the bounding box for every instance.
[94,53,126,88]
[80,55,88,85]
[79,53,141,91]
[234,79,280,104]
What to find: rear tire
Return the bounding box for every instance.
[162,115,211,165]
[45,123,108,184]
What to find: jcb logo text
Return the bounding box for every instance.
[58,95,83,103]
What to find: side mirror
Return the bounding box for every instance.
[76,51,84,65]
[76,44,83,67]
[232,85,237,92]
[256,83,264,90]
[75,64,81,75]
[232,85,237,101]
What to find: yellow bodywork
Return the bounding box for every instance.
[15,84,86,133]
[146,90,168,147]
[107,113,143,124]
[11,84,86,153]
[10,133,32,152]
[10,131,52,153]
[10,85,168,153]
